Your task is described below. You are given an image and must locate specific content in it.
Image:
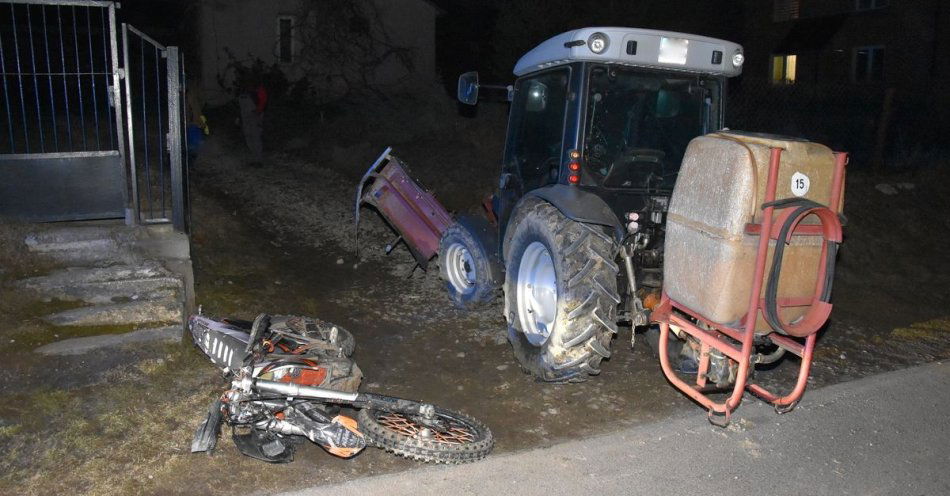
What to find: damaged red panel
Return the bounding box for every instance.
[357,151,453,265]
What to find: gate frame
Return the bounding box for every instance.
[166,46,185,232]
[121,21,188,231]
[1,0,130,222]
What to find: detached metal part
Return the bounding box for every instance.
[190,399,224,453]
[355,147,454,268]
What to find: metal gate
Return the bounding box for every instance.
[0,0,125,221]
[0,0,187,231]
[122,23,187,230]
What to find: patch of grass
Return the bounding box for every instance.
[891,318,950,341]
[18,322,150,348]
[0,424,22,439]
[0,343,224,495]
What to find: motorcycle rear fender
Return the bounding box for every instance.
[189,315,249,373]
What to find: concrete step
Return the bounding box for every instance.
[43,299,182,327]
[18,262,171,285]
[34,325,182,355]
[24,226,131,265]
[17,263,182,304]
[30,281,178,305]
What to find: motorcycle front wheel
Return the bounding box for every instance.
[356,405,493,463]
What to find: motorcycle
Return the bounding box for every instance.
[189,312,493,464]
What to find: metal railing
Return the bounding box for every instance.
[0,0,122,154]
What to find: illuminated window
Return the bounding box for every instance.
[277,16,295,64]
[771,54,797,84]
[853,46,885,82]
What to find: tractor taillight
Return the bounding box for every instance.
[626,212,640,233]
[568,150,581,184]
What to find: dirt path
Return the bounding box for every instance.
[180,133,950,493]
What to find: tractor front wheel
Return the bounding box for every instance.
[439,219,501,309]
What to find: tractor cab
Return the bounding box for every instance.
[460,27,744,230]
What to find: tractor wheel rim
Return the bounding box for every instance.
[516,241,557,346]
[445,242,476,295]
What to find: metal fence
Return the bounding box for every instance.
[0,0,187,231]
[0,0,121,154]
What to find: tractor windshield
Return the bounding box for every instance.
[583,65,721,192]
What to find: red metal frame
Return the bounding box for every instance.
[356,150,454,265]
[653,148,848,423]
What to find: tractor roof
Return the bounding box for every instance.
[513,27,744,78]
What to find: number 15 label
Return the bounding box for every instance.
[791,172,810,197]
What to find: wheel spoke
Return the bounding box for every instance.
[374,412,477,445]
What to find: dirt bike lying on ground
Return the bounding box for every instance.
[189,313,493,463]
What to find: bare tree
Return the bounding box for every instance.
[292,0,415,104]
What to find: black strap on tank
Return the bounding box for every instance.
[760,198,839,334]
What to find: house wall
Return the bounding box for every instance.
[744,0,948,89]
[732,0,950,164]
[197,0,439,105]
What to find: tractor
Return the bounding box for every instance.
[359,27,746,383]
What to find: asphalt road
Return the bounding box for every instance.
[286,361,950,496]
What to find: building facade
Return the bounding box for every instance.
[197,0,441,104]
[743,0,949,89]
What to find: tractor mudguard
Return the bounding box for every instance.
[454,213,505,285]
[526,185,624,240]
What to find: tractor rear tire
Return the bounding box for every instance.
[503,199,620,383]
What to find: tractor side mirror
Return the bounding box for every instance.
[458,71,480,105]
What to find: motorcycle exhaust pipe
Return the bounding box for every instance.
[250,378,359,402]
[250,379,435,418]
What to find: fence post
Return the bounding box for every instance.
[166,46,185,232]
[109,3,131,225]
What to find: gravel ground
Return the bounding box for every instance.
[2,95,949,495]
